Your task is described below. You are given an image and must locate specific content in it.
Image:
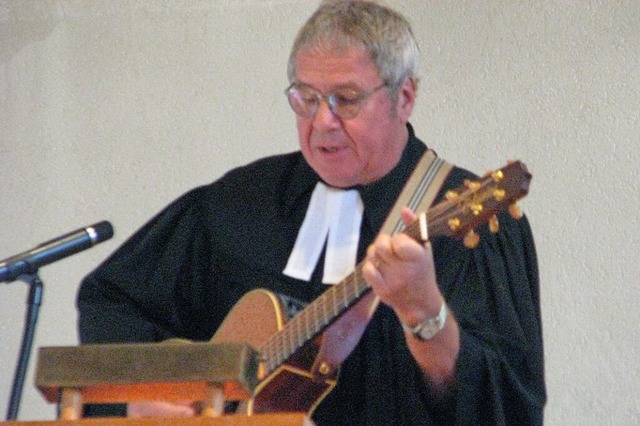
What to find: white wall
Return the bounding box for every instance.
[1,0,638,423]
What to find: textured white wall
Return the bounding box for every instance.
[1,0,638,423]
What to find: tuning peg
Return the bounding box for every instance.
[489,215,499,233]
[463,230,480,248]
[491,170,504,183]
[509,203,523,219]
[470,203,483,216]
[464,179,481,191]
[445,190,458,201]
[448,218,461,232]
[493,188,506,202]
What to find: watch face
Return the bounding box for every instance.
[417,323,440,340]
[413,303,447,340]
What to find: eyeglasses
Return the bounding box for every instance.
[285,82,388,119]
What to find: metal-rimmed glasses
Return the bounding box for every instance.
[285,82,388,119]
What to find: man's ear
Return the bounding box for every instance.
[396,77,417,122]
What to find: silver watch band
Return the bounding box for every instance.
[401,301,448,340]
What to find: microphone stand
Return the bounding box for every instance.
[5,272,44,421]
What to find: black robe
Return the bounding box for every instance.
[77,125,546,424]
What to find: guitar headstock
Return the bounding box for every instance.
[416,161,532,248]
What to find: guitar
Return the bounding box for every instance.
[211,161,532,415]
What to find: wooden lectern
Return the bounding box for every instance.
[0,342,307,426]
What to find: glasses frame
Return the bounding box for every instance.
[285,81,388,120]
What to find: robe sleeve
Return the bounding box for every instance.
[431,211,546,425]
[77,185,223,346]
[76,186,226,417]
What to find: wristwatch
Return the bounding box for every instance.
[401,301,448,340]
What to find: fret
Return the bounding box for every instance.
[360,269,367,292]
[348,271,357,302]
[269,345,279,374]
[289,317,298,354]
[264,339,277,373]
[340,277,349,310]
[295,314,304,348]
[311,298,319,336]
[330,285,338,318]
[303,303,311,341]
[259,341,271,373]
[277,331,287,366]
[268,336,277,370]
[353,271,360,297]
[348,273,356,306]
[287,320,296,361]
[354,269,365,297]
[321,291,330,328]
[289,322,297,353]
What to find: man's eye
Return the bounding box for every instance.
[297,91,318,103]
[334,92,361,105]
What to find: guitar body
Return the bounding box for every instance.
[211,289,338,415]
[212,289,284,350]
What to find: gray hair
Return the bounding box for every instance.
[287,0,420,94]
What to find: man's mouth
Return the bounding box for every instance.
[322,147,339,153]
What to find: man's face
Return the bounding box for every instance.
[292,47,415,188]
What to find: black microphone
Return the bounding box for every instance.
[0,221,114,283]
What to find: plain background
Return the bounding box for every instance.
[1,0,638,423]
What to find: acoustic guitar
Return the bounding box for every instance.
[211,161,532,416]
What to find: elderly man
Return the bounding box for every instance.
[78,1,546,424]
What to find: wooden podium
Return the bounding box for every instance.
[0,342,307,425]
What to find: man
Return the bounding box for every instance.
[78,1,546,424]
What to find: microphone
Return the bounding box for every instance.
[0,221,114,283]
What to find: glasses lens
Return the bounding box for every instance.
[287,86,318,118]
[330,90,363,119]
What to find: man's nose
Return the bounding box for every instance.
[312,98,341,128]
